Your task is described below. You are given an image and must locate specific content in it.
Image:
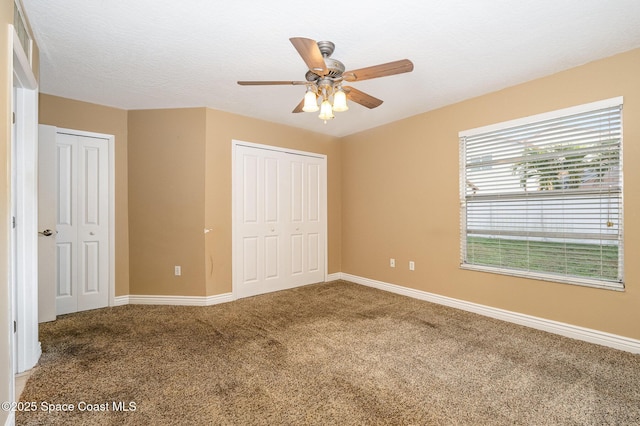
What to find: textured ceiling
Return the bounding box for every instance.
[20,0,640,137]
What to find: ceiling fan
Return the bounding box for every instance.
[237,37,414,122]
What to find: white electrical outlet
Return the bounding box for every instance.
[409,261,415,271]
[174,266,181,276]
[390,258,396,268]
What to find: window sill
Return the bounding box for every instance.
[460,263,624,291]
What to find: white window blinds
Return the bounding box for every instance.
[459,98,623,290]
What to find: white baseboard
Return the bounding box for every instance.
[113,272,344,308]
[326,273,342,282]
[113,295,129,306]
[205,293,235,306]
[122,293,234,307]
[340,273,640,354]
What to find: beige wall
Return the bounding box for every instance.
[204,109,341,295]
[341,48,640,339]
[39,94,130,296]
[128,108,207,296]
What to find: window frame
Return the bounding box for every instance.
[459,97,624,291]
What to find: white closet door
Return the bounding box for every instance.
[56,133,109,315]
[234,144,326,298]
[55,134,78,314]
[236,147,285,297]
[286,155,324,287]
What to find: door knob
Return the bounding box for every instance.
[39,229,54,236]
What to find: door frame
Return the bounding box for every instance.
[53,128,117,310]
[231,140,328,300]
[11,22,40,381]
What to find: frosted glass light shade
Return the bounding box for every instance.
[302,90,319,112]
[332,89,348,112]
[318,99,334,120]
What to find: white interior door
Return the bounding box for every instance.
[38,125,57,322]
[56,132,109,315]
[234,143,326,298]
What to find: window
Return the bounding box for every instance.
[459,98,623,290]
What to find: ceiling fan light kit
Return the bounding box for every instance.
[306,80,348,122]
[238,37,414,123]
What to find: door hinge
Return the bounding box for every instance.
[12,112,15,124]
[12,216,16,229]
[13,320,17,333]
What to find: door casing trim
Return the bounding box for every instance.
[11,23,40,382]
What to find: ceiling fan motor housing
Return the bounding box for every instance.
[317,40,335,57]
[322,57,345,78]
[302,41,345,81]
[305,58,345,81]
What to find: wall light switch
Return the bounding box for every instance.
[174,266,181,276]
[409,261,415,271]
[390,258,396,268]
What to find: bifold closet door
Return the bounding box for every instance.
[55,133,109,314]
[234,145,325,298]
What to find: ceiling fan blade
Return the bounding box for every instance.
[343,59,414,82]
[292,98,305,113]
[237,81,309,86]
[289,37,328,75]
[344,86,383,109]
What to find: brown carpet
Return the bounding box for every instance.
[17,280,640,425]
